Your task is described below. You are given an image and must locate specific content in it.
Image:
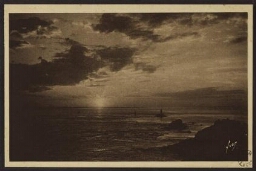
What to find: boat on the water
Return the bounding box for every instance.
[155,109,167,118]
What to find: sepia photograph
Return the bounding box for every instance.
[4,4,253,168]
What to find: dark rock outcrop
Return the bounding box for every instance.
[169,119,248,161]
[166,119,188,130]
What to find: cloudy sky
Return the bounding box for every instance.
[9,13,248,110]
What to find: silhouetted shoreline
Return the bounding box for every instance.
[144,119,248,161]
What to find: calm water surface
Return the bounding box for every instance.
[10,108,247,161]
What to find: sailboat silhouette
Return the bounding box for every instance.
[155,109,166,118]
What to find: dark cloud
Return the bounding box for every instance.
[139,13,174,26]
[156,87,247,111]
[39,45,47,50]
[88,72,110,86]
[156,31,200,42]
[10,41,135,92]
[10,43,100,92]
[10,40,31,49]
[95,14,201,42]
[27,86,51,93]
[93,14,154,41]
[54,51,67,58]
[93,14,200,42]
[35,25,60,38]
[9,15,61,38]
[215,13,247,20]
[134,63,158,73]
[139,13,193,27]
[128,29,160,41]
[93,14,163,42]
[94,78,109,83]
[9,16,61,50]
[10,31,23,39]
[182,13,247,27]
[10,30,32,49]
[186,13,247,26]
[87,84,105,87]
[93,13,247,42]
[59,38,82,46]
[142,65,157,73]
[93,14,133,33]
[229,36,247,44]
[89,72,108,79]
[10,16,53,33]
[97,47,136,71]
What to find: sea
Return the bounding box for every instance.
[10,107,247,161]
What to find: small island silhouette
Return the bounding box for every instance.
[144,119,248,161]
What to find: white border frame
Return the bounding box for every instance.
[4,4,253,168]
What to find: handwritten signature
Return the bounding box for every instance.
[225,140,237,154]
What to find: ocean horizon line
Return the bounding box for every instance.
[22,106,247,115]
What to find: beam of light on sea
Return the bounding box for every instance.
[93,95,106,118]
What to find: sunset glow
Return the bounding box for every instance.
[94,96,106,108]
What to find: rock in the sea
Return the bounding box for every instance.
[169,119,248,161]
[166,119,188,130]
